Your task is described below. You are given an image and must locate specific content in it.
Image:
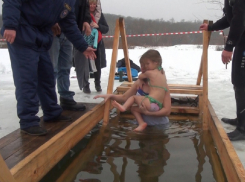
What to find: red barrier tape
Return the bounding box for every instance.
[0,30,223,42]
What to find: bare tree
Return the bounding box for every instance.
[198,0,223,10]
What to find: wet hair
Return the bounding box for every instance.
[139,49,162,66]
[89,0,97,4]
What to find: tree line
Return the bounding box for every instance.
[103,14,229,48]
[0,13,229,48]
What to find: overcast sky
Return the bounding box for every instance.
[0,0,223,22]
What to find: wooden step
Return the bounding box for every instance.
[171,106,199,114]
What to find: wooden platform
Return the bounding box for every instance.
[116,82,202,121]
[0,103,104,182]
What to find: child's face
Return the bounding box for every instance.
[143,59,158,71]
[89,2,97,12]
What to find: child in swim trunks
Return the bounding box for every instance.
[112,49,168,131]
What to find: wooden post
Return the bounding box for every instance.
[202,20,209,130]
[103,19,120,124]
[0,154,16,182]
[119,18,132,82]
[196,20,213,85]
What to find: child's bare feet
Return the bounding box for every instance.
[112,101,126,112]
[133,123,147,131]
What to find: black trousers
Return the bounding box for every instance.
[234,87,245,131]
[232,33,245,131]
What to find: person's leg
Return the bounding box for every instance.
[94,50,102,92]
[55,34,75,100]
[112,95,138,112]
[37,51,67,121]
[112,95,146,112]
[7,43,47,135]
[49,34,85,110]
[227,87,245,140]
[131,106,148,131]
[227,38,245,140]
[73,48,90,92]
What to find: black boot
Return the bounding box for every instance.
[228,86,245,141]
[21,126,47,136]
[221,118,238,126]
[60,97,86,111]
[227,128,245,141]
[95,81,102,92]
[83,84,91,94]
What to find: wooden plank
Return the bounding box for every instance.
[119,18,132,82]
[117,84,203,91]
[1,104,96,169]
[171,106,199,114]
[198,94,203,122]
[169,84,203,90]
[0,130,22,150]
[202,19,209,130]
[196,21,213,85]
[0,132,36,161]
[104,19,120,124]
[202,130,226,182]
[117,87,203,95]
[170,89,203,95]
[196,55,203,86]
[0,154,16,182]
[208,101,245,182]
[121,81,134,85]
[9,103,104,182]
[119,113,199,121]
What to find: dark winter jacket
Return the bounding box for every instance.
[208,0,245,51]
[75,0,91,32]
[116,58,141,72]
[1,0,88,52]
[95,13,109,68]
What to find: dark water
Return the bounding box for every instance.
[41,115,227,182]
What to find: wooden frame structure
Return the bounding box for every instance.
[0,18,245,182]
[0,103,105,182]
[106,18,245,181]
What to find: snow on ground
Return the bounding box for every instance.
[0,45,244,167]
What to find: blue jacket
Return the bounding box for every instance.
[1,0,88,52]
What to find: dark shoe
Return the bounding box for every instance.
[21,126,47,136]
[60,97,86,111]
[95,85,102,92]
[45,114,72,122]
[227,129,245,141]
[95,81,102,92]
[221,118,237,126]
[83,84,91,93]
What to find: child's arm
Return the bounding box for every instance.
[138,70,151,80]
[94,0,102,23]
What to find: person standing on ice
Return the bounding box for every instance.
[74,0,108,93]
[199,0,245,141]
[49,0,92,111]
[1,0,96,136]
